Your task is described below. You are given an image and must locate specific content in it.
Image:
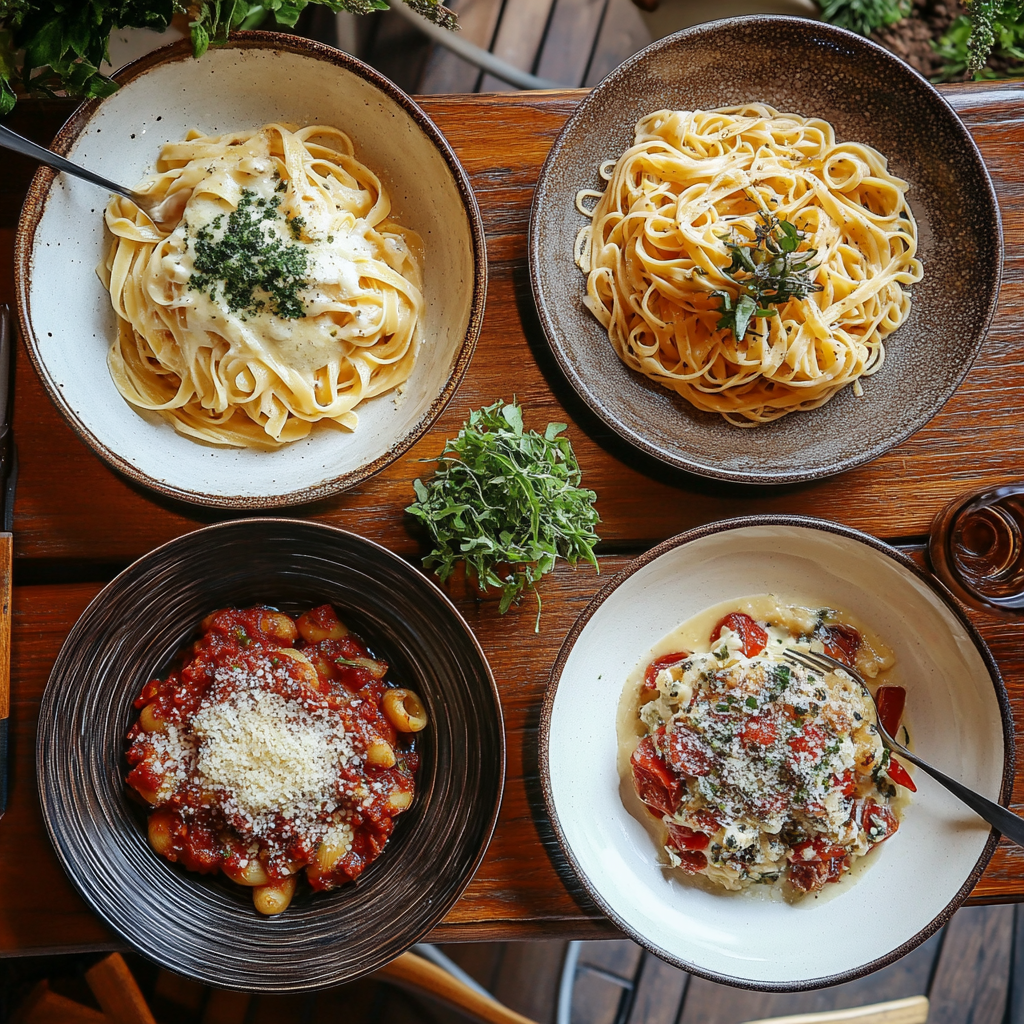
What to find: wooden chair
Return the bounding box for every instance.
[12,953,156,1024]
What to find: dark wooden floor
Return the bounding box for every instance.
[3,905,1020,1023]
[312,0,653,95]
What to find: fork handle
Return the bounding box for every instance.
[0,124,137,204]
[895,747,1024,849]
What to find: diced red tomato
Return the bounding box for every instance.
[788,724,826,758]
[666,824,709,851]
[665,725,715,777]
[644,652,690,691]
[788,860,831,893]
[689,810,721,834]
[676,850,708,874]
[820,624,862,666]
[832,769,856,797]
[741,715,777,746]
[790,836,847,862]
[631,737,683,815]
[856,799,900,844]
[886,756,917,792]
[177,823,223,875]
[788,841,848,892]
[875,686,906,737]
[711,613,768,658]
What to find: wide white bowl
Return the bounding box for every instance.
[16,33,486,508]
[541,517,1012,990]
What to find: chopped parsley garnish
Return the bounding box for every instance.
[713,205,823,342]
[287,214,306,240]
[188,188,309,320]
[406,400,600,629]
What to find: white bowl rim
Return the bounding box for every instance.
[14,31,488,510]
[539,513,1014,992]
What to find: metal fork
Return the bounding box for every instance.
[0,123,186,225]
[782,647,1024,849]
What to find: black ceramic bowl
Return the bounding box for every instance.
[37,519,503,991]
[529,16,1003,485]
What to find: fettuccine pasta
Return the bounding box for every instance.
[575,105,923,426]
[101,124,424,448]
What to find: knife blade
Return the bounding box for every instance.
[0,304,15,818]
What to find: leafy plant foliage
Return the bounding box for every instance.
[935,1,1024,78]
[406,401,600,628]
[0,0,457,114]
[819,0,910,38]
[818,0,1024,79]
[713,207,822,343]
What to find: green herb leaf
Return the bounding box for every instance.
[0,1,459,113]
[712,205,824,342]
[188,187,309,319]
[406,400,600,630]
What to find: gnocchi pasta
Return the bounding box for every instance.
[125,604,428,915]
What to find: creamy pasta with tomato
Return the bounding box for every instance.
[620,597,913,894]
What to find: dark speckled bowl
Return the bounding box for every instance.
[37,519,503,992]
[529,16,1003,485]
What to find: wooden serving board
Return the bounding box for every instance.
[0,83,1022,954]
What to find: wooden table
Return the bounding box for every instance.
[0,82,1023,957]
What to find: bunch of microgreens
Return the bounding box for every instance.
[0,0,456,115]
[711,206,823,342]
[406,401,600,631]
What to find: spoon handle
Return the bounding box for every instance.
[0,124,136,203]
[894,745,1024,848]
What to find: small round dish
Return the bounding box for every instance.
[529,17,1002,484]
[37,519,503,992]
[541,516,1012,990]
[16,33,487,509]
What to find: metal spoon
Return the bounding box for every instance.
[783,646,1024,849]
[0,123,185,225]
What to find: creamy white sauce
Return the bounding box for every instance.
[616,595,912,904]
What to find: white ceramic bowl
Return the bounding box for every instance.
[541,517,1012,990]
[15,33,486,508]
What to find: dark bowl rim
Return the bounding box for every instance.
[539,513,1013,992]
[35,517,506,990]
[14,31,488,510]
[528,15,1004,486]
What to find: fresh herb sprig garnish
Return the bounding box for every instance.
[406,400,600,630]
[713,207,823,342]
[188,187,308,320]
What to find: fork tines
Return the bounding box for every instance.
[782,647,865,685]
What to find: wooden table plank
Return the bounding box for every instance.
[1,83,1023,954]
[2,546,1022,953]
[417,0,505,94]
[3,85,1024,571]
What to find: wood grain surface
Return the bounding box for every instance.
[0,83,1022,955]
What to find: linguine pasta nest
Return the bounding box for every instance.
[575,105,923,426]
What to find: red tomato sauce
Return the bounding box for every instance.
[125,605,421,902]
